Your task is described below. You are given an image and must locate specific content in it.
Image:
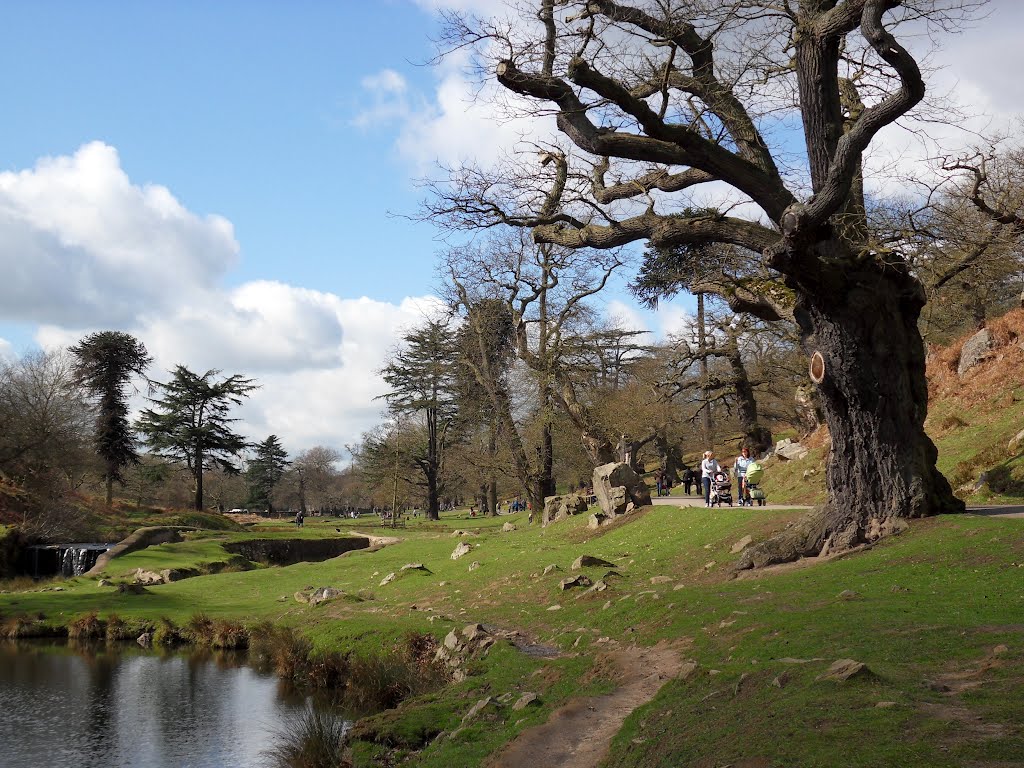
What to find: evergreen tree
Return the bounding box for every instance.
[247,434,289,513]
[70,331,152,505]
[137,366,257,510]
[379,318,458,520]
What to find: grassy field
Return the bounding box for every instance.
[2,502,1022,766]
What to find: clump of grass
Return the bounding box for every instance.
[344,632,449,714]
[250,623,316,681]
[68,611,105,640]
[939,414,968,431]
[263,706,351,768]
[0,614,63,639]
[211,618,248,649]
[184,612,216,644]
[104,613,139,643]
[152,617,182,646]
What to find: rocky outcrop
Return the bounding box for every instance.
[958,328,994,376]
[774,438,809,461]
[541,494,590,527]
[592,462,651,518]
[451,542,472,560]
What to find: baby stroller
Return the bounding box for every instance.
[743,461,767,507]
[709,469,733,507]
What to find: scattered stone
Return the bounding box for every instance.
[136,631,152,648]
[958,328,993,376]
[708,669,722,676]
[308,587,344,607]
[502,522,517,532]
[772,672,790,689]
[542,564,561,576]
[775,438,809,461]
[542,493,590,527]
[602,601,612,610]
[462,623,487,641]
[512,692,540,711]
[468,561,481,571]
[650,575,673,584]
[730,535,753,555]
[579,580,608,597]
[379,573,396,586]
[1009,429,1024,453]
[588,513,607,529]
[462,697,494,723]
[838,590,861,600]
[401,562,430,572]
[817,659,870,682]
[572,555,617,570]
[603,570,623,580]
[719,619,736,628]
[116,583,148,595]
[133,568,165,585]
[890,585,910,593]
[560,575,593,591]
[547,604,562,611]
[592,462,652,517]
[673,583,686,591]
[97,579,112,587]
[993,644,1009,656]
[679,661,699,680]
[703,561,717,570]
[875,701,897,708]
[451,542,472,560]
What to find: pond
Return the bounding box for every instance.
[0,641,337,768]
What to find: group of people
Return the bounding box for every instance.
[699,447,756,507]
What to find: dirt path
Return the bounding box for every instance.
[489,641,687,768]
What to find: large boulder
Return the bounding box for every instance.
[592,462,651,518]
[541,493,590,527]
[775,438,809,461]
[958,328,994,376]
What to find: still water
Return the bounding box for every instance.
[0,641,323,768]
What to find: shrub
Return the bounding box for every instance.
[152,617,182,646]
[104,613,138,643]
[263,706,351,768]
[68,611,105,640]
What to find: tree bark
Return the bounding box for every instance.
[739,262,964,568]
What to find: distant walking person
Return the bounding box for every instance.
[701,451,720,508]
[682,466,696,495]
[295,510,304,528]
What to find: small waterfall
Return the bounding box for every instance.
[59,544,112,577]
[27,543,113,578]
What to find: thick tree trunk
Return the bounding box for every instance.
[725,339,773,456]
[193,444,204,511]
[739,264,964,569]
[105,476,113,507]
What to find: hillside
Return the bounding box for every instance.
[761,307,1024,508]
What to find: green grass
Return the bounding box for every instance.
[2,504,1023,766]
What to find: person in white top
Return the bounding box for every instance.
[700,450,720,508]
[733,447,752,506]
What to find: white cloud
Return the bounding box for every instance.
[0,338,12,362]
[6,141,452,457]
[0,142,238,327]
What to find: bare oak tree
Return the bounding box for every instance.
[427,0,981,566]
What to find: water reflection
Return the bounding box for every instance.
[0,641,337,768]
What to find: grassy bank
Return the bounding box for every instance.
[1,503,1022,766]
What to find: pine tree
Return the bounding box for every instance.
[70,331,152,505]
[247,435,289,513]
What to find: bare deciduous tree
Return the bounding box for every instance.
[426,0,983,565]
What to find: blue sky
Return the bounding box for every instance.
[0,1,444,301]
[1,0,1020,459]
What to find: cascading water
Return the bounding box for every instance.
[26,543,114,578]
[59,545,110,577]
